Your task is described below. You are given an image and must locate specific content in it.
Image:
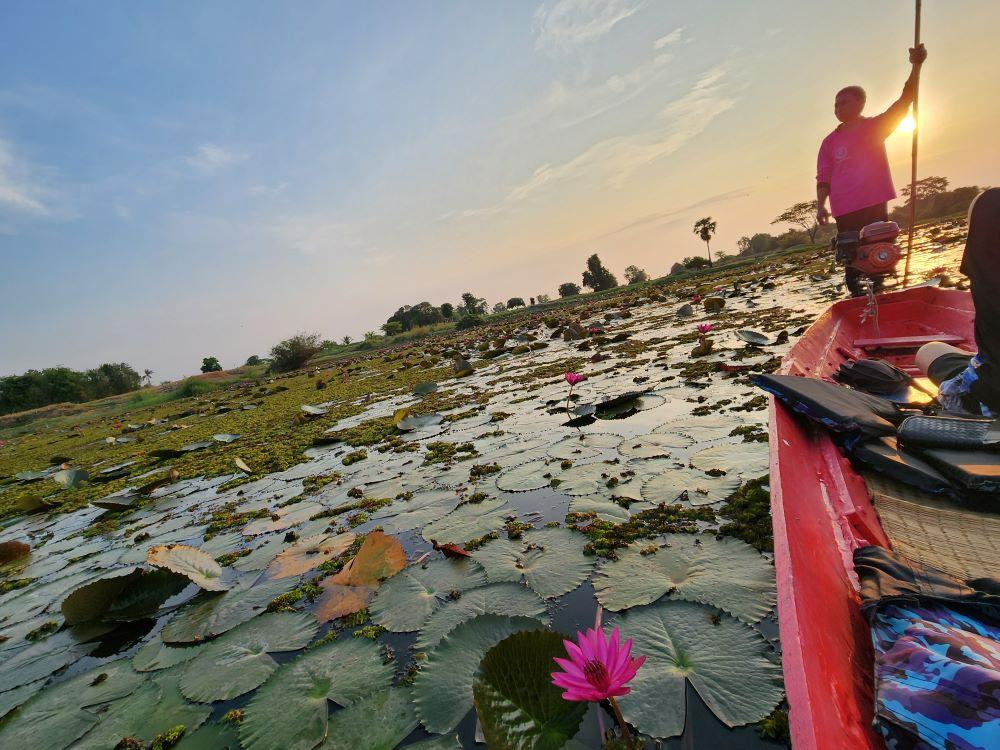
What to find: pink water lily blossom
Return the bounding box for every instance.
[564,372,584,386]
[551,626,645,702]
[692,294,702,303]
[697,323,714,334]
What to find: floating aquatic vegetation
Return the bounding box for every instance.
[413,614,546,734]
[323,687,420,750]
[617,432,693,459]
[239,637,393,750]
[495,458,555,493]
[178,611,318,702]
[472,527,592,599]
[415,582,549,650]
[613,600,784,739]
[370,557,488,632]
[146,544,231,591]
[266,530,356,579]
[421,496,510,544]
[690,441,770,479]
[312,531,406,622]
[476,630,589,748]
[370,489,462,534]
[593,535,776,622]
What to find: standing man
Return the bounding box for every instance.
[816,44,927,296]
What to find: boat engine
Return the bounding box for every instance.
[832,221,903,278]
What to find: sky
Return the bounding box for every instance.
[1,0,998,381]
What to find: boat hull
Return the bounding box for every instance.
[767,287,975,749]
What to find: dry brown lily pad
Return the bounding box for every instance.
[313,531,406,622]
[0,541,30,565]
[147,544,231,591]
[266,531,357,579]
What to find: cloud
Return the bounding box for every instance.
[534,0,645,53]
[0,136,47,213]
[501,65,737,205]
[654,27,685,49]
[185,143,247,176]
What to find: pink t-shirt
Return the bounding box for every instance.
[816,115,897,217]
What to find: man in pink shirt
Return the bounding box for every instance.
[816,44,927,295]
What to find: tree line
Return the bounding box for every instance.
[0,363,143,416]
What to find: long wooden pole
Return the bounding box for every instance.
[902,0,922,287]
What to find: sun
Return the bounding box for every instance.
[896,113,916,133]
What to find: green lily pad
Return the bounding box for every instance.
[405,737,462,750]
[592,535,776,622]
[495,459,555,492]
[161,575,295,644]
[689,441,770,478]
[471,527,593,599]
[640,467,740,506]
[473,630,587,750]
[420,497,511,544]
[0,659,145,749]
[61,567,188,625]
[413,614,545,734]
[180,611,319,702]
[617,433,693,460]
[416,582,549,650]
[74,670,211,750]
[53,468,87,489]
[566,495,638,522]
[370,558,488,632]
[397,413,443,432]
[239,636,393,750]
[370,490,462,534]
[547,433,620,461]
[132,635,205,672]
[614,600,784,738]
[413,381,438,396]
[175,722,242,750]
[0,636,89,691]
[550,462,634,497]
[319,687,418,749]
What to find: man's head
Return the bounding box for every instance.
[834,86,866,123]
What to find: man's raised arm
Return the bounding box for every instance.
[873,44,927,136]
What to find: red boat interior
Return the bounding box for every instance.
[767,287,976,750]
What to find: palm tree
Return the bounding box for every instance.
[693,217,717,267]
[142,369,154,387]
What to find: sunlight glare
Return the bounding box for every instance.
[896,113,916,133]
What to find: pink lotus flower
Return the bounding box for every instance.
[551,626,645,702]
[565,372,584,386]
[714,285,724,292]
[697,323,714,334]
[692,294,702,303]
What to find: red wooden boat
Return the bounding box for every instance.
[766,286,975,749]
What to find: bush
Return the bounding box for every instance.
[382,321,403,336]
[455,315,484,330]
[269,332,322,373]
[0,363,142,415]
[558,282,581,298]
[506,297,526,309]
[173,377,220,399]
[624,265,649,284]
[245,355,262,366]
[440,302,455,319]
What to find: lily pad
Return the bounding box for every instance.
[413,614,545,734]
[370,557,488,632]
[736,329,770,346]
[614,600,784,738]
[0,659,146,749]
[266,531,356,579]
[473,630,587,749]
[132,635,205,672]
[420,497,511,544]
[550,461,633,497]
[567,495,635,522]
[147,544,231,591]
[495,459,555,493]
[175,722,242,750]
[61,567,188,625]
[689,441,770,478]
[370,490,461,534]
[471,527,592,599]
[416,582,549,649]
[312,531,407,622]
[53,468,87,489]
[413,381,438,396]
[161,575,295,644]
[396,413,443,432]
[213,433,241,443]
[301,404,329,416]
[320,687,419,749]
[74,670,211,750]
[593,535,776,622]
[641,467,740,506]
[547,433,620,461]
[239,636,393,750]
[617,432,693,460]
[179,611,319,702]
